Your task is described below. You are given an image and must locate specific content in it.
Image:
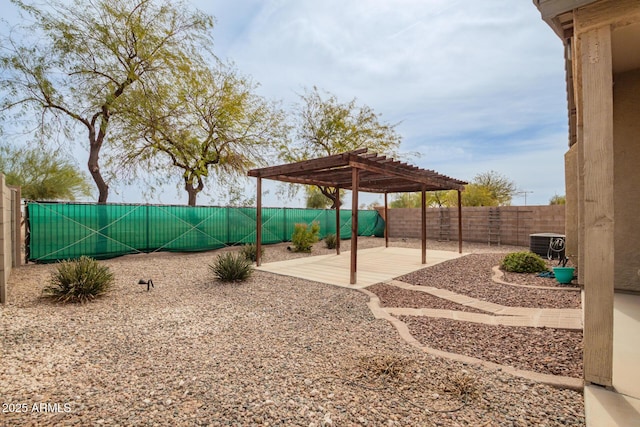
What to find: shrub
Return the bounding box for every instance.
[291,221,320,252]
[501,251,547,273]
[239,243,263,262]
[42,256,114,303]
[324,233,337,249]
[210,252,253,282]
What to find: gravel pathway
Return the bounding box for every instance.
[1,239,584,425]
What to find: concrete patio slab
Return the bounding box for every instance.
[256,247,464,289]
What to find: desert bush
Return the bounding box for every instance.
[291,221,320,252]
[501,251,547,273]
[443,371,482,401]
[42,256,114,303]
[210,252,253,282]
[239,243,263,262]
[324,233,337,249]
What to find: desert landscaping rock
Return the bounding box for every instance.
[399,316,583,378]
[1,239,584,425]
[398,254,581,309]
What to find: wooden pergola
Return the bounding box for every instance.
[248,148,467,284]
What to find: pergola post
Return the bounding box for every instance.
[256,177,262,266]
[350,168,359,284]
[335,186,341,255]
[384,192,389,248]
[421,189,426,264]
[457,190,463,254]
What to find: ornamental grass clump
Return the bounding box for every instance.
[501,251,547,273]
[324,233,337,250]
[291,221,320,252]
[239,243,263,262]
[210,252,253,282]
[43,256,114,303]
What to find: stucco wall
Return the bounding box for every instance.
[613,68,640,293]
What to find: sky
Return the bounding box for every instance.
[1,0,568,207]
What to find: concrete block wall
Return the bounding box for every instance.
[379,205,565,247]
[0,175,20,304]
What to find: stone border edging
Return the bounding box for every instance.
[492,266,581,291]
[359,288,584,391]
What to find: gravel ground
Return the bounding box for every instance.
[368,284,492,315]
[1,239,584,426]
[398,254,581,309]
[399,317,583,379]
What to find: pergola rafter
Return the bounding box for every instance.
[248,149,467,284]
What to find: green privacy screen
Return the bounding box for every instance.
[26,202,385,263]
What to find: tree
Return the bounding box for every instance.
[304,186,345,209]
[472,170,516,206]
[0,145,92,200]
[389,191,454,208]
[1,0,214,203]
[458,184,497,207]
[549,194,566,205]
[112,62,285,206]
[389,193,421,208]
[285,86,402,208]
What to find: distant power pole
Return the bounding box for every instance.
[516,190,533,206]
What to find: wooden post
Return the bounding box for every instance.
[256,177,262,267]
[335,187,340,255]
[457,190,463,254]
[581,26,614,387]
[384,192,389,248]
[350,168,359,284]
[421,189,426,264]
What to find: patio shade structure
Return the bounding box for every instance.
[248,148,467,284]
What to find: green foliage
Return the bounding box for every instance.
[305,186,341,209]
[549,194,566,205]
[42,256,114,303]
[501,252,548,273]
[291,221,320,252]
[283,86,402,208]
[390,193,422,208]
[459,184,497,207]
[1,0,216,203]
[210,252,253,282]
[472,170,516,206]
[115,62,286,206]
[239,243,263,262]
[324,233,337,249]
[0,145,92,201]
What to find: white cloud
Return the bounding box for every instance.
[4,0,569,207]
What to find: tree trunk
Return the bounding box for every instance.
[88,141,109,204]
[184,174,204,206]
[319,186,339,209]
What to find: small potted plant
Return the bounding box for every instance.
[552,257,575,284]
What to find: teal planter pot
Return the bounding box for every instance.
[553,267,575,284]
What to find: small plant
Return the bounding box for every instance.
[324,233,337,249]
[42,256,114,303]
[239,243,263,262]
[501,251,548,273]
[210,252,253,282]
[291,221,320,252]
[356,354,412,379]
[443,371,481,401]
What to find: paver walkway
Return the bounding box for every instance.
[384,279,583,330]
